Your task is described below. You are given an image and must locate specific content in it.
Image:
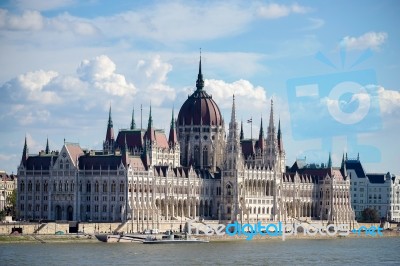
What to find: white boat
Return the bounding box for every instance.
[142,232,208,244]
[95,233,146,243]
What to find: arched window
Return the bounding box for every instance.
[28,181,32,192]
[203,146,208,167]
[95,181,99,193]
[59,181,62,192]
[71,181,74,191]
[226,184,232,196]
[53,181,57,191]
[20,181,25,192]
[120,182,124,193]
[36,181,40,192]
[65,160,69,169]
[111,181,116,193]
[64,181,68,191]
[103,181,108,193]
[86,181,91,193]
[43,181,48,192]
[194,145,200,166]
[60,161,63,169]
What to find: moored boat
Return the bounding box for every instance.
[142,232,208,244]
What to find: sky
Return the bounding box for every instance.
[0,0,399,175]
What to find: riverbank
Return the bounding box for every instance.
[0,234,97,243]
[1,230,399,243]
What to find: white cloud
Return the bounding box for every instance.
[340,32,388,51]
[3,70,62,105]
[77,55,136,96]
[94,2,252,43]
[204,79,268,114]
[0,54,179,129]
[257,3,311,19]
[0,9,44,30]
[378,87,400,114]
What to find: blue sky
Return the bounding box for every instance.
[0,0,399,174]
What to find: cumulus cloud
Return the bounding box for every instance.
[3,70,62,104]
[340,32,388,51]
[77,55,136,96]
[0,54,179,128]
[134,55,175,106]
[378,87,400,114]
[203,79,268,117]
[256,3,311,19]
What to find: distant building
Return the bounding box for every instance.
[16,56,355,229]
[345,155,400,222]
[0,170,18,212]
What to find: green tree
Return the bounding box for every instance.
[6,189,17,217]
[361,207,380,223]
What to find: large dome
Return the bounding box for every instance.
[177,58,222,127]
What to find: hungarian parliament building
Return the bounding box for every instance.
[17,57,355,230]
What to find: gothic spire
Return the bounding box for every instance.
[45,137,50,154]
[105,104,114,142]
[327,152,332,168]
[130,106,136,130]
[146,105,156,142]
[341,153,347,177]
[277,119,283,153]
[240,120,244,141]
[21,135,28,166]
[108,105,113,128]
[148,105,153,129]
[258,117,264,150]
[168,108,178,146]
[228,95,239,143]
[268,99,274,130]
[196,49,204,91]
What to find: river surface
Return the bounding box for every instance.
[1,237,399,265]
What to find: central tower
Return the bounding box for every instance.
[177,55,225,171]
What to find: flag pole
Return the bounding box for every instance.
[250,117,252,140]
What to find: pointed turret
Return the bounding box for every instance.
[21,135,28,166]
[225,95,241,169]
[258,117,264,151]
[130,106,136,130]
[105,105,114,142]
[340,153,347,177]
[122,134,129,166]
[145,105,156,143]
[265,99,277,168]
[277,119,284,153]
[45,137,50,154]
[168,109,178,146]
[104,105,115,153]
[240,120,244,141]
[227,94,239,146]
[327,152,332,168]
[196,50,204,91]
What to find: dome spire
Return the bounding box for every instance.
[196,48,204,91]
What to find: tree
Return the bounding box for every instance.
[6,189,17,217]
[361,207,380,223]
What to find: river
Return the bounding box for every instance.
[1,237,399,265]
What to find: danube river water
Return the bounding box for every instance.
[1,237,400,265]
